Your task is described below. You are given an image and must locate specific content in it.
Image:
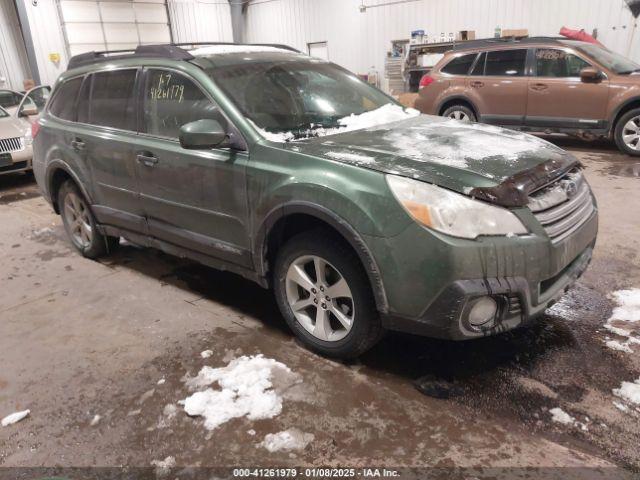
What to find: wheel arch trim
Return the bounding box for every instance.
[254,201,389,314]
[45,159,94,214]
[436,95,480,118]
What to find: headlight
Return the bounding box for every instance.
[23,129,33,146]
[386,175,528,239]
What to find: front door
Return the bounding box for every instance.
[136,68,251,267]
[468,48,529,126]
[525,47,610,130]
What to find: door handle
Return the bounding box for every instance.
[470,81,484,88]
[136,152,158,167]
[530,83,548,91]
[70,138,85,151]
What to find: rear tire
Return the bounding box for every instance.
[442,104,477,123]
[273,229,384,359]
[58,180,119,259]
[614,108,640,156]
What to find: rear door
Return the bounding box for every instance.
[80,68,146,233]
[135,68,251,267]
[525,47,610,129]
[467,48,529,126]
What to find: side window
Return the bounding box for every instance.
[91,69,137,130]
[485,49,527,76]
[143,69,225,139]
[0,90,21,108]
[536,49,591,77]
[470,52,486,76]
[77,76,91,124]
[49,78,83,121]
[441,53,477,75]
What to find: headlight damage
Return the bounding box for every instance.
[386,175,528,239]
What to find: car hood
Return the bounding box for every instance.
[283,115,578,206]
[0,115,27,139]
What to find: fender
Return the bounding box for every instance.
[45,159,94,213]
[435,95,480,118]
[609,96,640,131]
[254,201,389,314]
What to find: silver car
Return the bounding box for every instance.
[0,86,51,175]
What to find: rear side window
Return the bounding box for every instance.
[143,69,224,139]
[49,77,83,121]
[535,49,591,77]
[91,69,137,130]
[441,53,477,75]
[485,49,527,76]
[470,52,486,75]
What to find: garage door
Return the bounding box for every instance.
[58,0,172,56]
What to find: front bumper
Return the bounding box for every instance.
[369,206,598,340]
[0,145,32,175]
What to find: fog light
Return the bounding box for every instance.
[468,296,498,328]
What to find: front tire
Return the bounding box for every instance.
[58,180,118,259]
[442,104,476,123]
[273,229,384,359]
[614,108,640,156]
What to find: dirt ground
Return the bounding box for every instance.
[0,136,639,479]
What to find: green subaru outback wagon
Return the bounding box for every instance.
[32,43,598,358]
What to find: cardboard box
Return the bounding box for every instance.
[502,29,528,38]
[457,30,476,41]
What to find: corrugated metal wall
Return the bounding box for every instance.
[244,0,640,76]
[0,0,31,89]
[168,0,233,43]
[21,0,69,87]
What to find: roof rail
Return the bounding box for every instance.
[67,42,301,70]
[451,36,567,50]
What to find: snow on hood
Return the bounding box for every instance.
[252,103,421,143]
[190,45,291,56]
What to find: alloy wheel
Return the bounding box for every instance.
[622,115,640,151]
[64,192,93,248]
[448,110,471,122]
[285,255,355,342]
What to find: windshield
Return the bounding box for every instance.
[0,106,8,118]
[576,44,640,74]
[206,58,398,139]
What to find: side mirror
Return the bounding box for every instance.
[19,106,38,117]
[580,67,602,83]
[179,119,228,150]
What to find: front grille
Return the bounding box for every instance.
[528,169,595,243]
[0,137,24,154]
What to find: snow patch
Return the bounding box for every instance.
[325,151,375,164]
[260,428,314,452]
[252,104,419,142]
[151,456,176,474]
[609,289,640,322]
[549,407,575,425]
[605,340,634,353]
[90,414,101,426]
[1,409,30,427]
[157,378,166,385]
[183,355,300,430]
[613,378,640,405]
[200,349,213,359]
[191,45,291,56]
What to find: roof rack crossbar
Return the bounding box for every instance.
[67,42,301,70]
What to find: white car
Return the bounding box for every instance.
[0,86,50,176]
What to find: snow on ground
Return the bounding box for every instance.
[1,409,30,427]
[549,407,576,425]
[613,378,640,405]
[183,355,300,430]
[151,456,176,472]
[251,104,419,143]
[200,349,213,359]
[602,288,640,353]
[609,289,640,322]
[90,414,101,426]
[260,428,314,452]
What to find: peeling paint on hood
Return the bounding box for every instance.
[284,114,577,197]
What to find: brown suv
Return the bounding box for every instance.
[414,37,640,155]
